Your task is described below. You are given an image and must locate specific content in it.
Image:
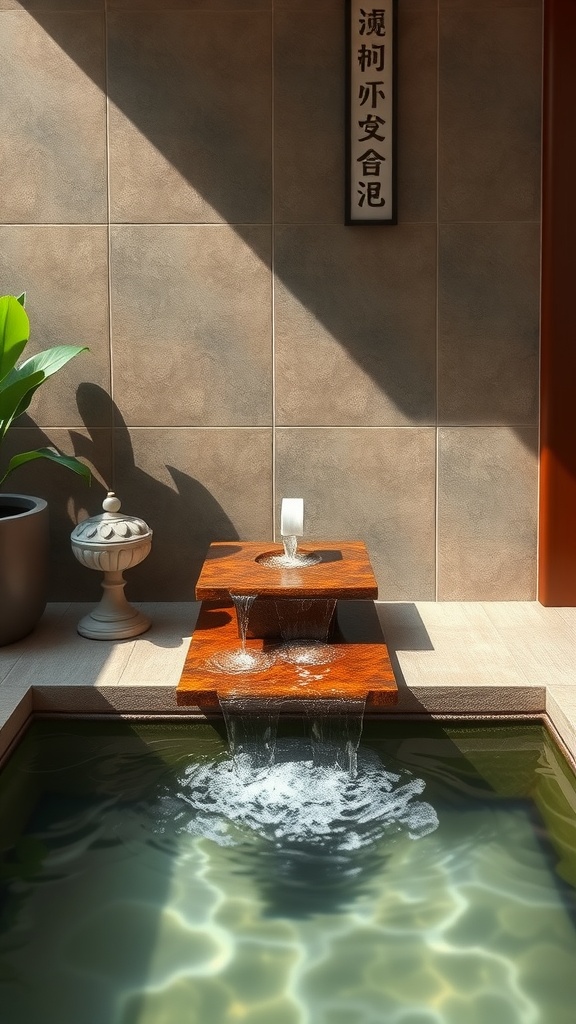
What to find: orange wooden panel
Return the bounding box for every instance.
[195,541,379,600]
[177,601,398,709]
[539,0,576,604]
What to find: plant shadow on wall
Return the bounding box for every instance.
[16,10,541,449]
[9,384,239,602]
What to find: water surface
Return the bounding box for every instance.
[1,719,576,1024]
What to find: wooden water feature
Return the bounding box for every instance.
[176,538,398,709]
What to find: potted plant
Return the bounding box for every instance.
[0,293,90,645]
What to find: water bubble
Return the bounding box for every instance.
[166,742,439,852]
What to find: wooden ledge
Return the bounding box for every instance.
[176,601,398,709]
[195,541,379,600]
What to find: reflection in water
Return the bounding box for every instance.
[153,737,439,916]
[2,721,576,1024]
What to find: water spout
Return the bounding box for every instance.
[258,498,321,568]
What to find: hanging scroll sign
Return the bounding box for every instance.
[346,2,397,225]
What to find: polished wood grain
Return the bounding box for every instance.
[176,600,398,709]
[195,541,379,600]
[244,598,337,639]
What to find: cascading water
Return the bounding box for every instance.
[275,597,341,665]
[282,534,298,562]
[206,593,275,674]
[155,719,439,922]
[169,721,440,874]
[190,509,437,907]
[219,695,280,769]
[304,697,367,777]
[218,693,365,777]
[202,692,438,865]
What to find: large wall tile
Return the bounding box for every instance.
[108,11,271,224]
[442,0,539,8]
[439,8,542,221]
[273,0,436,8]
[276,427,436,600]
[438,222,540,424]
[110,225,272,427]
[438,427,538,600]
[0,227,110,427]
[109,0,269,8]
[0,2,102,8]
[397,6,437,222]
[0,4,543,604]
[0,12,106,222]
[113,427,273,598]
[1,427,111,600]
[274,9,343,224]
[275,224,436,426]
[274,0,341,8]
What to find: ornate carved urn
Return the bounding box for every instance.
[70,491,152,640]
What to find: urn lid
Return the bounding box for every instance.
[70,492,152,546]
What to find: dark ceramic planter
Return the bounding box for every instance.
[0,494,49,646]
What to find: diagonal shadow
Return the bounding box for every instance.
[19,8,438,429]
[8,6,540,454]
[5,384,240,601]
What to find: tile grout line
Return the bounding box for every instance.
[535,0,545,602]
[9,424,540,432]
[434,0,440,601]
[271,4,277,542]
[104,0,115,490]
[0,220,542,227]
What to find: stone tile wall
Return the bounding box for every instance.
[0,0,541,601]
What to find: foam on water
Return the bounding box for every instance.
[168,742,439,851]
[257,550,322,568]
[257,535,322,568]
[277,640,342,665]
[205,648,276,673]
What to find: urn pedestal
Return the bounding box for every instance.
[70,492,152,640]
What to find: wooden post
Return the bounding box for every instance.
[539,0,576,604]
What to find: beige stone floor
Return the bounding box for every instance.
[0,601,575,763]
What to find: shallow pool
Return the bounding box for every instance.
[1,718,576,1024]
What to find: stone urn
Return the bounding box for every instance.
[70,492,152,640]
[0,494,49,646]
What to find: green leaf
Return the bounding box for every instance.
[0,295,30,384]
[12,344,88,381]
[0,447,91,486]
[16,293,26,307]
[0,369,45,439]
[2,345,88,420]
